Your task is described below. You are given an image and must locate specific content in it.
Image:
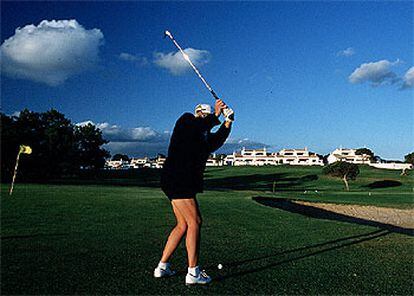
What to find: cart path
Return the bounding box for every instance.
[294,201,414,229]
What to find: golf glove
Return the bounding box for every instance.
[223,108,234,122]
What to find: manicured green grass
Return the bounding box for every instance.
[50,165,413,208]
[204,165,414,208]
[1,183,413,295]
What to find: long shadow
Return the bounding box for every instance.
[214,229,390,281]
[364,180,402,189]
[210,229,385,269]
[205,173,318,191]
[253,196,413,236]
[21,169,320,191]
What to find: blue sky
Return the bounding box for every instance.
[1,1,413,159]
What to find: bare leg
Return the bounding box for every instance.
[171,198,202,267]
[160,202,188,263]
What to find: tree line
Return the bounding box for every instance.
[1,109,110,182]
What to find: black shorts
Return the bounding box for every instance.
[162,188,196,201]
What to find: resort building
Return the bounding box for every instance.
[154,155,166,169]
[104,160,129,169]
[224,148,277,166]
[206,154,225,167]
[104,147,410,170]
[327,148,371,164]
[130,157,150,168]
[274,148,323,166]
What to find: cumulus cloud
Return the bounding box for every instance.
[337,47,355,57]
[153,48,211,75]
[76,121,169,143]
[401,66,414,89]
[76,120,170,157]
[0,19,104,86]
[76,120,271,157]
[101,124,170,157]
[119,52,148,66]
[348,59,400,86]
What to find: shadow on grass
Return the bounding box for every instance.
[26,170,320,193]
[213,229,389,281]
[253,196,413,236]
[205,173,318,191]
[364,180,402,189]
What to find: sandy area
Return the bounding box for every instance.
[294,201,414,229]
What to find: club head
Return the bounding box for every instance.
[164,30,172,39]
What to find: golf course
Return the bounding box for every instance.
[1,165,413,294]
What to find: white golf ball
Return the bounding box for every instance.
[218,264,223,270]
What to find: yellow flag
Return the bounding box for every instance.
[19,145,32,155]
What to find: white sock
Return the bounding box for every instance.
[188,266,200,276]
[158,261,169,269]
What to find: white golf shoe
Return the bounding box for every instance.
[185,269,212,285]
[153,263,176,278]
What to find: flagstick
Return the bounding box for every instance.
[9,151,21,196]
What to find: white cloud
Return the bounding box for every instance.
[401,66,414,89]
[76,120,168,143]
[349,59,400,86]
[337,47,355,57]
[119,52,148,66]
[153,48,211,75]
[76,120,271,157]
[0,19,104,86]
[76,120,95,127]
[76,120,170,157]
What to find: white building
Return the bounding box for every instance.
[369,163,413,170]
[274,148,323,166]
[224,147,323,166]
[206,154,225,167]
[130,157,150,168]
[154,155,166,168]
[105,160,129,169]
[327,148,371,164]
[225,148,278,166]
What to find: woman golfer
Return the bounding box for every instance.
[154,99,233,285]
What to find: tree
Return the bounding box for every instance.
[74,123,110,170]
[1,109,111,181]
[322,154,330,165]
[112,154,130,162]
[355,148,374,163]
[1,113,20,181]
[40,109,77,177]
[323,161,360,191]
[404,152,414,165]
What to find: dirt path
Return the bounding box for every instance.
[294,201,414,229]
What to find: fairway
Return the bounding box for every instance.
[1,166,413,295]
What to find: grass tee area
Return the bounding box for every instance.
[1,166,413,294]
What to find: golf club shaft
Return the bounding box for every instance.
[165,31,219,100]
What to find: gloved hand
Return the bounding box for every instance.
[223,108,234,122]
